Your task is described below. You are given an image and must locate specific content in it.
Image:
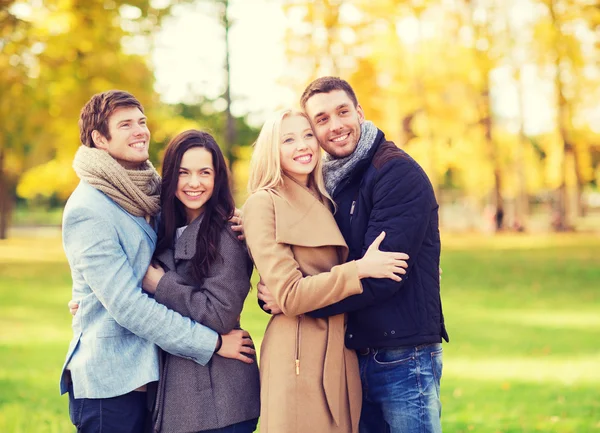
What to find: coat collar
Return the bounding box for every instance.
[173,214,204,261]
[271,175,347,252]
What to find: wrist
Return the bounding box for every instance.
[215,334,223,353]
[356,259,366,280]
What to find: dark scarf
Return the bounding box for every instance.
[322,120,378,196]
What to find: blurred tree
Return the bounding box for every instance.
[3,0,184,237]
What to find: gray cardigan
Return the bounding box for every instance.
[150,217,260,433]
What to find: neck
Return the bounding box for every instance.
[186,208,204,225]
[284,172,309,187]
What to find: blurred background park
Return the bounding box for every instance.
[0,0,599,432]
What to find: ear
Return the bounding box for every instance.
[91,130,107,149]
[357,104,365,124]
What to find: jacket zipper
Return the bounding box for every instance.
[295,316,302,375]
[349,200,356,225]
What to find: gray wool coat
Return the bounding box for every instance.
[150,217,260,433]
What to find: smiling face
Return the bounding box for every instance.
[279,114,320,186]
[92,106,150,169]
[175,147,215,224]
[304,89,365,159]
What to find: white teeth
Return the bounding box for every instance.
[130,142,145,148]
[294,155,312,163]
[185,191,202,197]
[332,134,349,143]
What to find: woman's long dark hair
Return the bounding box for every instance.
[156,130,235,281]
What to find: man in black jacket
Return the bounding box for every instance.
[259,77,448,433]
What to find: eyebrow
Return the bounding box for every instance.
[117,116,146,126]
[313,103,349,120]
[179,166,213,171]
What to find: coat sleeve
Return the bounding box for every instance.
[63,207,218,366]
[243,190,363,317]
[308,158,435,318]
[153,230,252,335]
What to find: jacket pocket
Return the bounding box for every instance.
[96,319,134,338]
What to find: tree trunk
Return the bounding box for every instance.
[482,89,504,232]
[514,67,529,231]
[0,148,12,239]
[221,0,236,170]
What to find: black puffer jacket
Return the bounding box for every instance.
[309,129,449,349]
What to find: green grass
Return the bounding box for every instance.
[0,231,599,432]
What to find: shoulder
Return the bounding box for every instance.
[243,189,276,213]
[65,182,114,217]
[372,141,413,170]
[371,142,429,185]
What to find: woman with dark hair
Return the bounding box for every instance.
[141,130,260,433]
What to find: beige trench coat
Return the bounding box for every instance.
[243,175,363,433]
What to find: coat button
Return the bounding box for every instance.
[383,332,388,337]
[347,334,353,339]
[391,330,396,335]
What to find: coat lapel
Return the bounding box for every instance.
[272,176,348,252]
[173,215,203,261]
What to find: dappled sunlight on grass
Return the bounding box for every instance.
[0,234,65,264]
[442,232,600,251]
[446,354,600,384]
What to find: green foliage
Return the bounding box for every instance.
[1,233,599,432]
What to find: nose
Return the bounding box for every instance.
[133,123,146,136]
[329,116,343,132]
[296,140,309,151]
[188,174,201,187]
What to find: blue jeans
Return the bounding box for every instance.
[68,384,148,433]
[358,343,443,433]
[200,418,258,433]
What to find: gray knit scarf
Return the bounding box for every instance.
[72,145,161,217]
[322,120,378,196]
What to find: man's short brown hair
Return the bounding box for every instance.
[300,77,358,110]
[79,90,144,147]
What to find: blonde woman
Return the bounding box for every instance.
[243,110,409,433]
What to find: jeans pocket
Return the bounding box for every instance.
[431,348,443,398]
[373,347,414,366]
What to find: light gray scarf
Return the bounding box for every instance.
[322,120,378,196]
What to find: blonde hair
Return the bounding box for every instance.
[248,109,334,207]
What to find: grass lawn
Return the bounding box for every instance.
[0,231,598,432]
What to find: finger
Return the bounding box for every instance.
[392,266,406,275]
[257,291,266,301]
[237,354,254,364]
[233,208,242,218]
[390,273,402,282]
[237,234,246,241]
[393,260,408,269]
[231,224,243,231]
[368,231,386,251]
[240,345,256,355]
[391,253,409,260]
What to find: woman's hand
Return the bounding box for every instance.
[356,231,409,281]
[257,281,283,315]
[142,262,165,295]
[229,208,245,241]
[216,329,256,364]
[68,300,79,316]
